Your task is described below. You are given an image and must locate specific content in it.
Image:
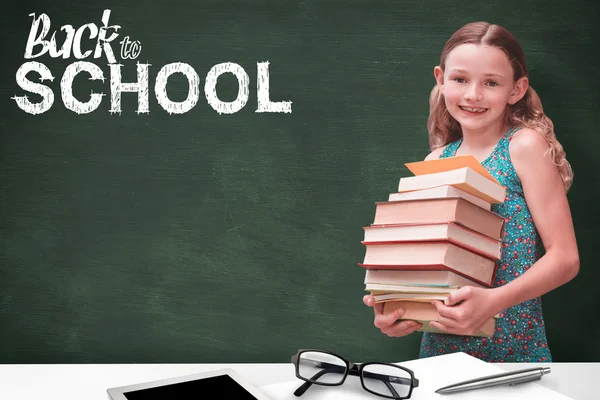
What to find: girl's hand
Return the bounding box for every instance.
[363,295,423,337]
[429,286,499,336]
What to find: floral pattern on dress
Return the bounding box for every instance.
[418,126,552,363]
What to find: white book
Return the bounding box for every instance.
[398,167,506,204]
[364,283,458,293]
[388,185,491,210]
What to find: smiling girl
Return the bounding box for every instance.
[363,21,580,362]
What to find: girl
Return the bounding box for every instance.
[363,21,580,362]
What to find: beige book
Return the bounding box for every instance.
[365,283,459,294]
[363,222,501,260]
[388,185,491,210]
[398,167,505,204]
[371,293,450,303]
[361,241,496,286]
[372,197,505,241]
[364,269,487,288]
[382,300,496,337]
[367,284,456,303]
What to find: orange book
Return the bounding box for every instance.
[382,300,496,337]
[359,240,496,286]
[405,154,498,184]
[372,197,505,241]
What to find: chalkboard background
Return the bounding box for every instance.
[1,0,598,363]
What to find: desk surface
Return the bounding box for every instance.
[0,362,595,400]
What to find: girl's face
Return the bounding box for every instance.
[434,44,527,133]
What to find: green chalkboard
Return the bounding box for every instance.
[1,0,598,363]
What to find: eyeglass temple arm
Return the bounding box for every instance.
[362,369,417,387]
[293,367,336,397]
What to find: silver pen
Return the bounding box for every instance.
[435,366,551,394]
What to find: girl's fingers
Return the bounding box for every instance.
[374,306,404,328]
[382,320,423,337]
[432,300,459,321]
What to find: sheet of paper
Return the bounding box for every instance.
[258,352,573,400]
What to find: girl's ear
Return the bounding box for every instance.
[434,66,444,93]
[508,76,529,105]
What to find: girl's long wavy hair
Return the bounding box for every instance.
[428,22,573,191]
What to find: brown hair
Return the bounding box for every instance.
[428,22,573,190]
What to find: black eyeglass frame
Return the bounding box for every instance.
[290,349,419,399]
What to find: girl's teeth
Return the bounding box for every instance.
[461,106,486,113]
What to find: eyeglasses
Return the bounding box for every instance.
[290,349,419,399]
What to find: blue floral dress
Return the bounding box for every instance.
[418,126,552,362]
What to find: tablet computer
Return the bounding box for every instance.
[107,368,273,400]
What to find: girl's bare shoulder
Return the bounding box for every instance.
[424,145,447,161]
[509,128,549,161]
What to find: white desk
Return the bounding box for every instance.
[0,362,595,400]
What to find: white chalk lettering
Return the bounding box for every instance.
[61,61,105,114]
[120,36,142,59]
[12,61,55,114]
[256,61,292,113]
[155,63,200,114]
[23,10,119,63]
[109,62,150,114]
[204,62,249,114]
[94,10,121,64]
[16,10,293,115]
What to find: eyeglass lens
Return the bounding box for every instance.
[362,363,412,398]
[297,351,347,384]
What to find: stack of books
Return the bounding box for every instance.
[359,155,506,337]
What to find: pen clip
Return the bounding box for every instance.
[508,375,542,386]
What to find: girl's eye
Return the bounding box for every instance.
[454,77,466,83]
[487,81,499,87]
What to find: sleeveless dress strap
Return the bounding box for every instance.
[440,139,461,158]
[506,125,521,140]
[439,126,520,160]
[496,126,521,154]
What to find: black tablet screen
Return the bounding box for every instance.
[123,374,259,399]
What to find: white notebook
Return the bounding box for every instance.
[258,352,572,400]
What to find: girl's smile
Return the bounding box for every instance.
[458,106,488,115]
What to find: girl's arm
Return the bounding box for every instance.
[491,128,580,310]
[429,128,579,336]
